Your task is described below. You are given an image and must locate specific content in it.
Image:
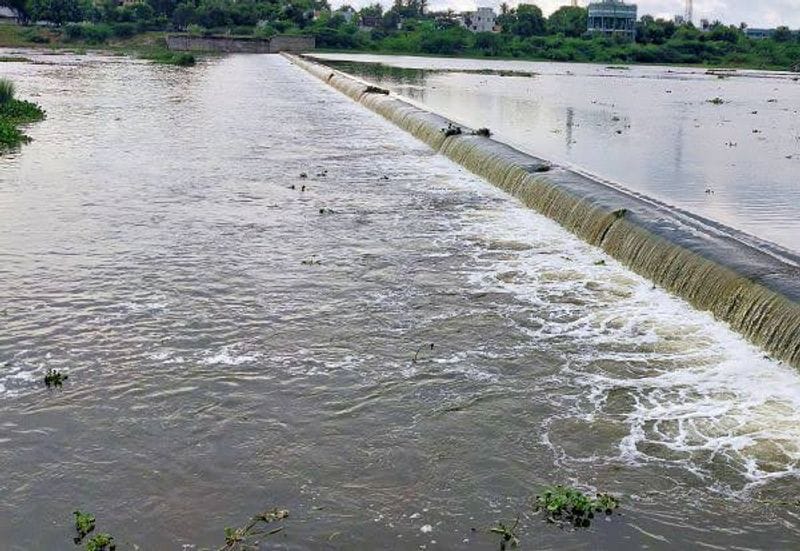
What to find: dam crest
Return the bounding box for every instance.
[285,53,800,369]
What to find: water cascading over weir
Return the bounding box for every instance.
[284,53,800,369]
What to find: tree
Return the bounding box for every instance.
[359,3,382,17]
[26,0,82,24]
[0,0,29,21]
[707,22,742,44]
[171,1,194,28]
[636,16,676,44]
[773,26,792,43]
[501,4,545,37]
[547,6,586,38]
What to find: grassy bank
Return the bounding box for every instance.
[0,78,45,150]
[0,23,195,65]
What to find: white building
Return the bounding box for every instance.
[335,6,357,24]
[462,7,497,33]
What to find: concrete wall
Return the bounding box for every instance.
[166,35,314,54]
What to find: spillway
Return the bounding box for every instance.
[285,53,800,369]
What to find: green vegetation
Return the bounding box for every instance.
[221,508,288,550]
[534,485,619,528]
[71,510,115,550]
[0,77,46,151]
[141,50,196,65]
[84,533,115,551]
[1,0,798,70]
[0,78,14,104]
[73,510,96,543]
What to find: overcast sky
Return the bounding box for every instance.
[331,0,800,29]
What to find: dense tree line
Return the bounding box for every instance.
[2,0,799,69]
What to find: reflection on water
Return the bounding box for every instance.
[1,51,800,549]
[314,54,800,253]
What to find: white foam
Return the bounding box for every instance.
[448,175,800,492]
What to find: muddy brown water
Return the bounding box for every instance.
[1,52,800,549]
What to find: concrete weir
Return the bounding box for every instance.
[284,53,800,369]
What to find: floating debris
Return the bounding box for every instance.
[221,508,288,551]
[707,97,725,105]
[442,123,462,137]
[44,368,67,388]
[472,127,492,138]
[489,517,519,550]
[364,85,389,95]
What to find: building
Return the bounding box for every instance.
[358,15,382,31]
[335,6,357,24]
[462,7,497,33]
[587,0,637,40]
[745,28,776,40]
[0,6,20,21]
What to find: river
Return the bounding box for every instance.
[310,53,800,254]
[1,51,800,549]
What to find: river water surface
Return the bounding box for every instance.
[311,53,800,254]
[1,51,800,549]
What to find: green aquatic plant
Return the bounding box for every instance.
[143,51,196,66]
[220,508,288,551]
[44,368,68,388]
[534,486,619,528]
[84,533,115,551]
[0,78,15,104]
[707,97,725,105]
[73,510,96,543]
[473,127,492,138]
[0,98,46,125]
[0,119,28,149]
[0,81,45,150]
[489,516,519,550]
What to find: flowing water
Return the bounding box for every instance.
[1,51,800,549]
[309,53,800,254]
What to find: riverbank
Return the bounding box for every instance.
[0,24,197,64]
[2,22,799,72]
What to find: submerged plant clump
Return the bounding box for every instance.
[72,510,115,550]
[534,486,619,528]
[85,533,115,551]
[73,510,96,543]
[143,51,196,66]
[221,508,289,550]
[44,368,68,388]
[489,517,519,550]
